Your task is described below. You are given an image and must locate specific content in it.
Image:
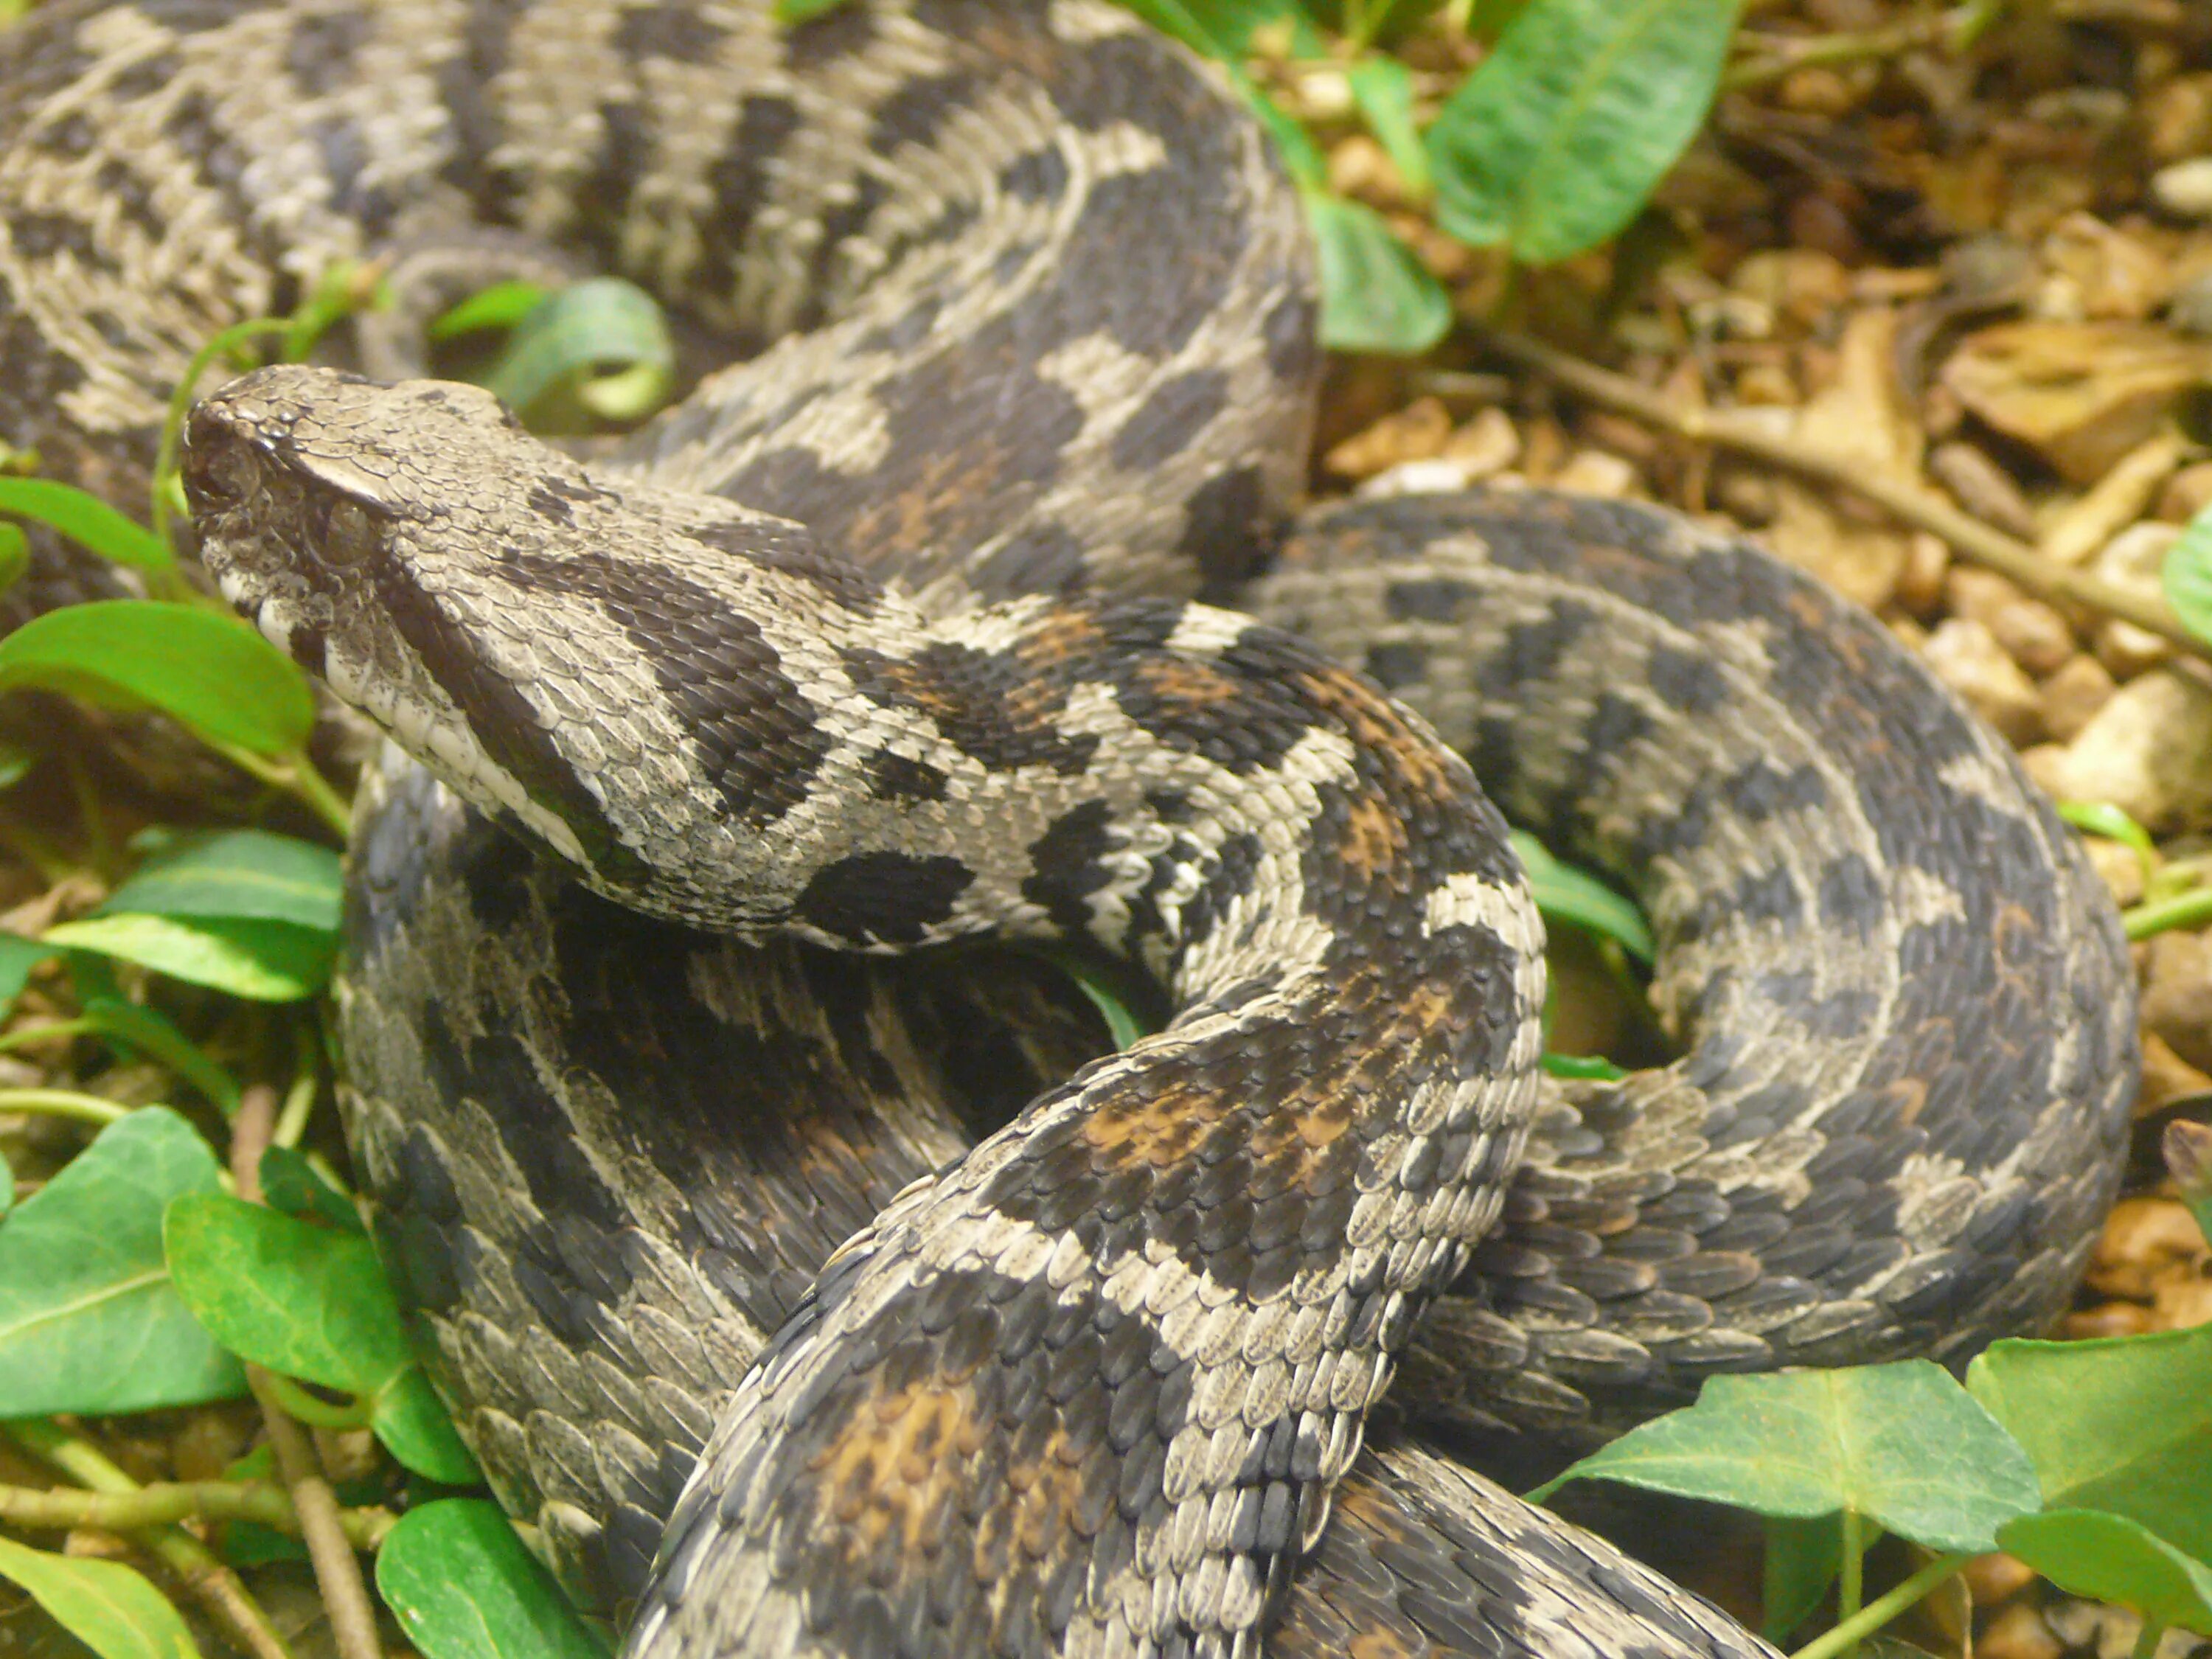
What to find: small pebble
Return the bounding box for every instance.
[1980,1602,2063,1659]
[1549,450,1638,498]
[2039,654,2117,743]
[2171,270,2212,338]
[1963,1553,2039,1606]
[2085,1195,2210,1300]
[2152,157,2212,221]
[2024,667,2212,832]
[1947,567,2076,676]
[2095,618,2175,681]
[2139,1029,2212,1113]
[2079,835,2145,907]
[2159,462,2212,525]
[1930,441,2039,538]
[2141,931,2212,1074]
[1893,532,1950,617]
[1921,618,2043,745]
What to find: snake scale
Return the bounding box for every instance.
[0,1,2143,1655]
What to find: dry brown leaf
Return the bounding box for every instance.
[1939,321,2212,484]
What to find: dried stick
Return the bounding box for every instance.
[1470,327,2212,666]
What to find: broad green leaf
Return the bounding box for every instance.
[80,996,243,1116]
[0,522,27,590]
[99,830,342,932]
[1348,57,1431,198]
[431,281,550,341]
[0,1150,13,1219]
[372,1366,484,1486]
[1427,0,1742,264]
[2166,504,2212,649]
[1762,1512,1842,1641]
[0,1108,244,1414]
[164,1193,414,1395]
[0,1535,201,1659]
[0,478,173,570]
[48,914,335,1001]
[378,1500,611,1659]
[1968,1327,2212,1562]
[0,931,53,1020]
[0,600,313,757]
[482,279,675,426]
[1533,1360,2040,1555]
[2000,1510,2212,1638]
[259,1146,366,1235]
[1513,830,1654,962]
[1541,1051,1627,1081]
[1306,192,1452,355]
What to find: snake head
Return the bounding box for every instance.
[181,364,606,869]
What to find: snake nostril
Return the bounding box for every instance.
[184,430,258,512]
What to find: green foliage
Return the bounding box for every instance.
[0,1110,245,1416]
[1533,1361,2040,1554]
[164,1194,478,1483]
[0,931,52,1020]
[0,478,172,571]
[2163,501,2212,649]
[2000,1511,2212,1641]
[0,601,313,757]
[0,1534,202,1659]
[377,1500,611,1659]
[1427,0,1741,262]
[471,278,675,428]
[1511,830,1652,963]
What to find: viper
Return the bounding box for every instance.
[1,1,2139,1656]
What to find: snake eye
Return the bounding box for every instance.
[319,498,382,567]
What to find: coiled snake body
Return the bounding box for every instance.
[1,3,2140,1655]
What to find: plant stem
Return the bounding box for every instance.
[258,1370,372,1431]
[207,740,354,838]
[2123,886,2212,941]
[1727,14,1949,91]
[274,1017,319,1149]
[2132,1619,2168,1659]
[1836,1509,1864,1655]
[0,1475,392,1550]
[5,1419,297,1659]
[1467,327,2212,664]
[232,1087,386,1659]
[1788,1553,1972,1659]
[0,1087,131,1124]
[0,1018,98,1054]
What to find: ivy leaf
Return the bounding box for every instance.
[1427,0,1741,264]
[1968,1327,2212,1562]
[1532,1360,2041,1555]
[46,912,335,1001]
[2000,1510,2212,1638]
[97,830,342,932]
[164,1194,414,1395]
[0,1536,201,1659]
[378,1500,611,1659]
[0,1109,245,1416]
[1306,192,1452,355]
[259,1146,366,1236]
[372,1367,484,1487]
[0,477,173,570]
[0,601,313,757]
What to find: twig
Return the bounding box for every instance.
[0,1087,130,1125]
[1727,15,1949,91]
[5,1420,295,1659]
[1788,1552,1972,1659]
[232,1087,386,1659]
[0,1476,392,1550]
[1472,327,2212,665]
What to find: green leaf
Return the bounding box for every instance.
[2166,504,2212,649]
[259,1146,366,1236]
[1541,1051,1627,1081]
[2000,1509,2212,1638]
[1763,1512,1842,1641]
[0,1108,245,1415]
[378,1500,611,1659]
[1426,0,1742,264]
[1117,0,1305,57]
[1306,192,1453,355]
[481,279,675,426]
[0,601,313,757]
[164,1194,414,1396]
[0,1151,13,1219]
[1967,1326,2212,1562]
[1513,831,1654,963]
[99,830,342,932]
[0,478,173,570]
[2057,799,2155,860]
[1347,57,1431,198]
[46,913,335,1001]
[372,1366,483,1486]
[1532,1360,2041,1555]
[430,281,550,342]
[0,931,53,1020]
[772,0,855,20]
[79,996,243,1116]
[0,1535,201,1659]
[0,522,28,591]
